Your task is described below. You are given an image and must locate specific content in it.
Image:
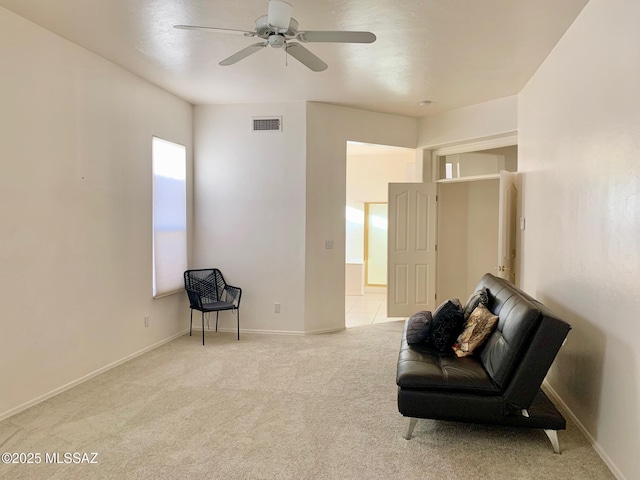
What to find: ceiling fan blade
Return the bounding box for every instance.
[219,42,268,66]
[267,0,293,30]
[174,25,256,36]
[297,31,376,43]
[285,43,328,72]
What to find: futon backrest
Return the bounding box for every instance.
[476,274,571,410]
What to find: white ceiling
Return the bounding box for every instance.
[0,0,589,117]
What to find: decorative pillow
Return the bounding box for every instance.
[453,304,499,357]
[405,311,433,345]
[463,287,490,321]
[429,299,464,352]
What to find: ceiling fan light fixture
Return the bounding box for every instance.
[268,35,286,48]
[267,0,293,30]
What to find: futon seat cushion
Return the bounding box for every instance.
[397,327,500,394]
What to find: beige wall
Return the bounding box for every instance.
[482,145,518,172]
[0,8,193,418]
[193,103,307,334]
[305,103,417,333]
[347,150,416,203]
[346,148,415,262]
[466,180,499,294]
[417,96,517,148]
[437,180,499,302]
[437,183,469,301]
[194,103,417,334]
[518,0,640,478]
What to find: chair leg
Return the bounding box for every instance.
[544,429,561,454]
[237,308,240,340]
[202,311,205,346]
[405,418,418,440]
[216,311,219,332]
[190,309,193,336]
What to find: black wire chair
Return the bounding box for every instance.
[184,269,242,345]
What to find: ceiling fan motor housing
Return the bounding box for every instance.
[254,15,299,38]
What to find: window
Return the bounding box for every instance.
[152,137,187,297]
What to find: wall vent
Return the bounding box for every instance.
[252,116,282,132]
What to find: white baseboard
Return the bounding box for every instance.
[193,326,305,336]
[0,329,189,422]
[345,290,364,296]
[193,326,345,336]
[542,381,626,480]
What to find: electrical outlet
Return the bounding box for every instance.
[325,240,333,250]
[144,315,150,327]
[274,303,281,313]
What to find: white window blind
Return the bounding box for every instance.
[152,137,187,297]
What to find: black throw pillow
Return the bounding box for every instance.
[406,311,433,345]
[463,287,490,321]
[429,299,464,352]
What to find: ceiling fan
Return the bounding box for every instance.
[174,0,376,72]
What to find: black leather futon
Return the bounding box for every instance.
[396,273,571,453]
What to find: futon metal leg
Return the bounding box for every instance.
[236,309,240,340]
[544,429,561,454]
[405,418,418,440]
[216,311,219,332]
[190,310,193,336]
[202,312,205,346]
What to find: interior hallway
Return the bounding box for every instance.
[345,289,405,328]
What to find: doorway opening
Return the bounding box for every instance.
[434,144,519,302]
[345,141,417,328]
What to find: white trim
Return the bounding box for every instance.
[193,326,306,336]
[542,381,626,480]
[431,132,518,156]
[364,286,386,294]
[193,326,346,336]
[436,173,500,184]
[0,329,189,422]
[153,289,182,299]
[430,132,517,183]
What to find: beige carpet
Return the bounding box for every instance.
[0,321,614,480]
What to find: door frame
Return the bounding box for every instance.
[430,133,518,181]
[429,132,519,290]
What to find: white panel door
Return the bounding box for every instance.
[387,183,437,317]
[497,171,518,282]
